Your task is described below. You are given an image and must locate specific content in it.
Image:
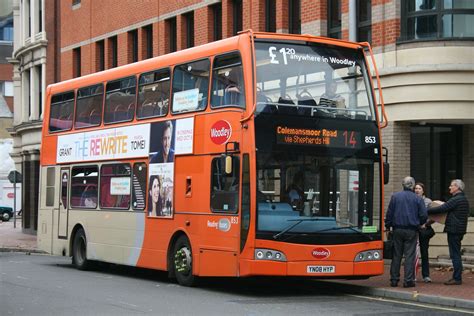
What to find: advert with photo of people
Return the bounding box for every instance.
[148,120,175,218]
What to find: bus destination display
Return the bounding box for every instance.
[276,125,361,149]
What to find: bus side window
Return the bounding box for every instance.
[49,91,75,133]
[171,58,210,113]
[137,68,170,119]
[211,52,245,109]
[132,162,147,210]
[75,84,103,129]
[70,166,98,209]
[210,156,240,213]
[100,163,131,210]
[104,76,136,124]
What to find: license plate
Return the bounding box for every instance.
[307,265,335,274]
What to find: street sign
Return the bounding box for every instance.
[8,170,22,184]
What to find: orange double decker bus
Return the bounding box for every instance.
[38,31,388,286]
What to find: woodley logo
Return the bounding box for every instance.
[312,247,330,259]
[210,120,232,145]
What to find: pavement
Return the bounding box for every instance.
[1,219,473,311]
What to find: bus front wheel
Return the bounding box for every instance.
[172,235,196,286]
[72,228,90,270]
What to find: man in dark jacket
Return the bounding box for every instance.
[385,177,427,288]
[428,179,470,285]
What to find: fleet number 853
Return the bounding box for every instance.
[365,136,376,144]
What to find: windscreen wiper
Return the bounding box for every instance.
[313,225,373,241]
[273,218,321,240]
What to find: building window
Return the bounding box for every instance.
[233,0,243,35]
[0,81,13,97]
[38,0,43,32]
[109,36,118,68]
[265,0,276,32]
[0,17,13,41]
[72,0,81,10]
[401,0,474,41]
[411,124,463,202]
[184,12,194,48]
[26,0,31,37]
[212,4,222,41]
[73,47,81,78]
[143,25,153,59]
[288,0,301,34]
[96,40,105,71]
[129,29,138,63]
[167,17,177,53]
[357,0,372,42]
[37,66,42,117]
[328,0,342,38]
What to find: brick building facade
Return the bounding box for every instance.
[11,0,474,233]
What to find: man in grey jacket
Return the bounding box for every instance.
[385,177,427,288]
[428,179,470,285]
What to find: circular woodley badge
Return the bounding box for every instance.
[210,120,232,145]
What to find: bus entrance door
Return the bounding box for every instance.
[58,168,69,238]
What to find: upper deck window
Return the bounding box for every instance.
[211,52,245,109]
[49,91,75,133]
[172,59,210,113]
[137,68,170,119]
[254,41,375,121]
[75,84,103,128]
[104,76,136,124]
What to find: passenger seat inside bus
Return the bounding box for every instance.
[297,90,318,115]
[277,96,298,115]
[89,109,101,125]
[223,84,241,106]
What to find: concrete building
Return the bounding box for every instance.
[0,0,19,212]
[11,0,473,233]
[9,0,60,233]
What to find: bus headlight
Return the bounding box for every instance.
[255,249,287,262]
[354,250,382,262]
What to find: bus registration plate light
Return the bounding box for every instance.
[307,265,335,274]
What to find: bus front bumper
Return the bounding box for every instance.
[239,259,384,277]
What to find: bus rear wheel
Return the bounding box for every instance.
[172,236,196,286]
[72,228,90,270]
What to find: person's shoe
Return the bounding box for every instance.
[423,277,432,283]
[390,281,398,287]
[444,279,462,285]
[403,281,416,288]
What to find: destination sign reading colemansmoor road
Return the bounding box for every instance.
[276,125,361,149]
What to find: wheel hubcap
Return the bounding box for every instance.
[174,247,191,275]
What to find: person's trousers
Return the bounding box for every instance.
[447,233,464,281]
[419,232,431,278]
[390,228,417,284]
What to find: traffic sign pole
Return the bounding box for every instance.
[8,170,21,229]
